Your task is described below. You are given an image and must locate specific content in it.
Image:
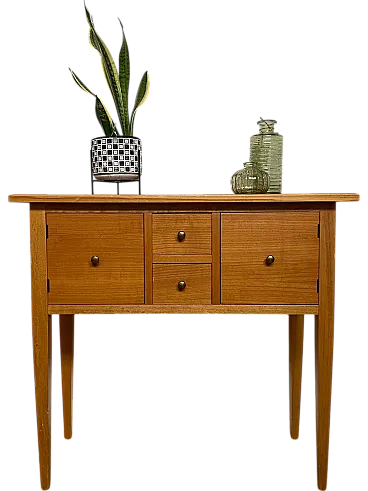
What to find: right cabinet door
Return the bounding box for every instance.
[221,212,320,305]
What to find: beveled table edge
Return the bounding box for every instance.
[8,193,360,204]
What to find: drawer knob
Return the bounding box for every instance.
[265,255,275,265]
[178,280,186,291]
[177,231,186,242]
[91,255,100,266]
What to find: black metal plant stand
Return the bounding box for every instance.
[91,174,142,194]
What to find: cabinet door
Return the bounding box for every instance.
[221,212,319,305]
[47,214,144,304]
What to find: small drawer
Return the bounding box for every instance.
[152,214,212,255]
[153,264,212,304]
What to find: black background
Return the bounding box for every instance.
[3,1,366,491]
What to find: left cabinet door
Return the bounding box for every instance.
[47,214,144,305]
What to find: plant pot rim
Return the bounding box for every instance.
[91,135,141,142]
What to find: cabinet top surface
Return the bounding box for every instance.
[8,193,360,204]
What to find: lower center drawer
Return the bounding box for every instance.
[153,264,212,305]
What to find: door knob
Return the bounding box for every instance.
[177,231,186,242]
[91,255,100,266]
[178,280,186,291]
[265,255,275,265]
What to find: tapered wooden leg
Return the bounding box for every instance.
[30,205,52,490]
[315,207,336,490]
[289,314,304,440]
[60,315,74,439]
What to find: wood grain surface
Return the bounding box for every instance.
[288,315,305,441]
[211,213,221,304]
[144,213,153,304]
[49,306,318,316]
[59,315,76,440]
[30,205,52,490]
[152,254,212,263]
[221,212,320,305]
[153,264,212,304]
[152,213,212,255]
[315,208,336,490]
[8,192,360,203]
[47,214,144,305]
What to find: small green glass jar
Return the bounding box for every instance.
[231,162,269,194]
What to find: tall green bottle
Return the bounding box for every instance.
[248,117,284,193]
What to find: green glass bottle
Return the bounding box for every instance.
[248,117,284,193]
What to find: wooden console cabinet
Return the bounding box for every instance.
[8,193,359,490]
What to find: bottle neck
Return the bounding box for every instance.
[258,120,276,134]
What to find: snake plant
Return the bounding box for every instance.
[70,4,150,137]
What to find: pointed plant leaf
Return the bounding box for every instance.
[84,2,94,29]
[130,71,150,135]
[70,68,96,96]
[130,113,137,136]
[118,19,130,136]
[86,5,99,53]
[69,69,117,137]
[132,71,150,112]
[88,28,99,52]
[95,97,119,136]
[96,37,124,131]
[84,4,126,135]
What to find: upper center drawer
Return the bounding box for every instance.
[152,213,212,255]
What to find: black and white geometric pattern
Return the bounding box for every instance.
[91,136,142,177]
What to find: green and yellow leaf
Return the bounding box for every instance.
[130,71,150,135]
[84,4,126,135]
[70,68,95,96]
[86,4,99,53]
[69,69,118,137]
[118,19,130,136]
[95,97,118,137]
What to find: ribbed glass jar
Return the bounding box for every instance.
[231,162,269,194]
[249,119,283,193]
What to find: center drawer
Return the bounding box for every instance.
[153,264,212,304]
[152,213,212,255]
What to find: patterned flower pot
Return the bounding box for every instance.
[91,136,142,181]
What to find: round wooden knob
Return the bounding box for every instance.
[91,255,100,266]
[178,280,186,291]
[177,231,186,242]
[265,255,275,265]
